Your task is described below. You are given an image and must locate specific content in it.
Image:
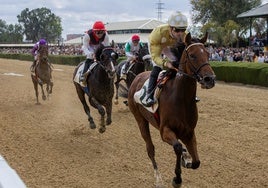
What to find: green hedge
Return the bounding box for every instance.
[210,62,268,87]
[1,53,268,87]
[0,53,127,66]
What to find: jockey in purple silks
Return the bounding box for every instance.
[30,38,47,72]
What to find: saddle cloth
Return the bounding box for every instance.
[73,61,97,87]
[134,79,161,113]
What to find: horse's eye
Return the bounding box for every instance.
[190,54,196,59]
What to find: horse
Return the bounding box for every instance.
[73,45,118,133]
[31,44,53,104]
[114,46,151,105]
[127,32,216,188]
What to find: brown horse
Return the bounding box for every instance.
[128,32,216,188]
[31,45,53,104]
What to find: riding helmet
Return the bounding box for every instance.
[93,21,106,31]
[131,34,140,41]
[39,39,47,45]
[168,11,188,29]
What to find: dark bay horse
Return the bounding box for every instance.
[114,47,151,105]
[73,45,118,133]
[31,44,53,104]
[128,32,216,187]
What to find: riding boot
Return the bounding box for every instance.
[80,59,94,82]
[121,61,130,79]
[144,66,162,107]
[30,60,37,73]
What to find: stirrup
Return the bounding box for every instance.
[120,74,127,80]
[79,75,86,82]
[142,97,155,107]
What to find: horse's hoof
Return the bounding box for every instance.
[172,177,182,188]
[123,100,128,106]
[99,127,106,133]
[89,122,96,129]
[191,160,200,169]
[42,96,46,100]
[35,102,41,105]
[114,100,118,105]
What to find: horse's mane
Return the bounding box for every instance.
[170,36,202,68]
[95,44,105,61]
[95,45,115,61]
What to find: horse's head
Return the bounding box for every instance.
[180,32,216,89]
[133,47,152,71]
[96,45,117,79]
[37,45,49,63]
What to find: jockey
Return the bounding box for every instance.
[30,38,47,72]
[144,11,188,107]
[80,21,110,82]
[121,34,144,79]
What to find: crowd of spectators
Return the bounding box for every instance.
[208,45,268,63]
[0,44,84,56]
[0,43,267,63]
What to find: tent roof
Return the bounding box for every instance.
[237,3,268,18]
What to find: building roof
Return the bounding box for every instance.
[64,19,165,45]
[106,19,165,31]
[237,3,268,18]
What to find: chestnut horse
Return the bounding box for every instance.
[114,47,151,105]
[73,45,118,133]
[128,32,216,187]
[31,44,53,104]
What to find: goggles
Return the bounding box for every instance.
[95,30,105,35]
[173,28,186,33]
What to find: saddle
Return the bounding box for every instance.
[134,70,176,112]
[74,61,98,88]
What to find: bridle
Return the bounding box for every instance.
[177,43,210,82]
[37,45,49,63]
[97,47,116,78]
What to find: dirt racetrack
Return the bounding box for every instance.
[0,58,267,188]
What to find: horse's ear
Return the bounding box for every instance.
[185,32,192,45]
[200,32,208,44]
[111,40,115,48]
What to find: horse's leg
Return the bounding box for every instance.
[137,118,164,187]
[48,80,53,94]
[104,101,112,125]
[89,97,106,133]
[39,83,46,101]
[161,126,183,187]
[114,75,120,105]
[46,84,50,100]
[183,132,200,169]
[31,76,40,104]
[74,84,96,129]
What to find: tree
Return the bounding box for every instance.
[190,0,262,46]
[0,19,23,43]
[17,7,62,43]
[190,0,261,26]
